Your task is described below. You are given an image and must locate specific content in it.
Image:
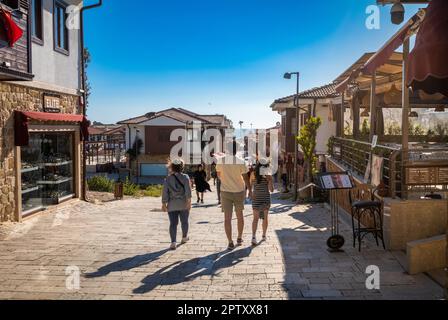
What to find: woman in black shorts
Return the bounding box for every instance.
[251,158,274,246]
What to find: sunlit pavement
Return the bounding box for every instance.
[0,191,444,300]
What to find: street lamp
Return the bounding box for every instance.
[284,72,301,202]
[134,128,140,185]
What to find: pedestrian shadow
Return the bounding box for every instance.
[84,249,170,278]
[270,204,295,215]
[133,246,254,294]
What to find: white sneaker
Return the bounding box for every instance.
[170,243,177,250]
[252,237,257,246]
[181,237,189,244]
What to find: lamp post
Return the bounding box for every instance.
[284,72,300,202]
[134,128,140,185]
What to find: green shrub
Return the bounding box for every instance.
[142,185,163,198]
[87,176,114,193]
[123,179,140,196]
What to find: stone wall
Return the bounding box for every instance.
[0,82,81,222]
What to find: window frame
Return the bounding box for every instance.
[31,0,44,45]
[53,0,70,55]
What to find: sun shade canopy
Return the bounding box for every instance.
[407,0,448,96]
[14,111,90,146]
[335,10,426,93]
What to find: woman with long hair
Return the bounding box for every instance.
[193,164,211,204]
[251,158,274,246]
[162,159,192,250]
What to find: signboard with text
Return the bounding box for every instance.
[43,93,62,113]
[317,172,354,190]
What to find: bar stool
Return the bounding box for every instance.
[349,187,386,252]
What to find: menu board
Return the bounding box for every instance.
[318,173,354,190]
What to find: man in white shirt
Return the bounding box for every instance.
[216,146,251,250]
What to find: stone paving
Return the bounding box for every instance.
[0,192,444,300]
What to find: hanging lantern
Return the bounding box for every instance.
[434,106,446,112]
[383,83,402,105]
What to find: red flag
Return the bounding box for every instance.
[0,9,23,47]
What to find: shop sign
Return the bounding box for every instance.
[43,94,62,113]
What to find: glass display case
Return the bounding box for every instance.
[21,132,74,215]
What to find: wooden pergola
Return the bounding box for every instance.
[330,8,448,200]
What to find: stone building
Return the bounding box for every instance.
[1,0,94,222]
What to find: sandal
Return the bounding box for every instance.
[227,242,235,251]
[237,238,243,246]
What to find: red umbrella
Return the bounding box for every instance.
[407,0,448,96]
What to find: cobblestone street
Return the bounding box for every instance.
[0,193,444,300]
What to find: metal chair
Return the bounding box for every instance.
[349,186,386,252]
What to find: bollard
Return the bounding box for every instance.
[114,182,124,200]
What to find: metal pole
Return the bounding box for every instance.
[294,74,300,202]
[135,130,139,185]
[80,0,103,202]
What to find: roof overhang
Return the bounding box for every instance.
[335,9,426,94]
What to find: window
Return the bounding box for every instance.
[54,1,69,54]
[32,0,44,43]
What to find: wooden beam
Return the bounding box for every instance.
[340,92,345,137]
[402,39,410,152]
[369,71,377,142]
[402,38,410,200]
[353,91,360,139]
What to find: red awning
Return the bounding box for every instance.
[407,0,448,96]
[14,111,90,146]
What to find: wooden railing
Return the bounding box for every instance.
[329,137,402,198]
[329,137,448,199]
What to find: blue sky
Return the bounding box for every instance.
[84,0,421,128]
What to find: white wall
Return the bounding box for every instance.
[139,116,185,127]
[31,0,82,91]
[125,125,146,152]
[296,104,337,155]
[315,105,337,155]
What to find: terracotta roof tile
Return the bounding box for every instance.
[275,83,340,104]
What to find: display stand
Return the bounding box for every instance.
[316,172,354,252]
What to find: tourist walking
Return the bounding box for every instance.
[193,164,211,204]
[162,159,192,250]
[280,161,289,193]
[211,163,218,186]
[251,159,274,246]
[216,143,251,250]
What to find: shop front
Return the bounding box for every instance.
[14,111,89,219]
[0,82,89,222]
